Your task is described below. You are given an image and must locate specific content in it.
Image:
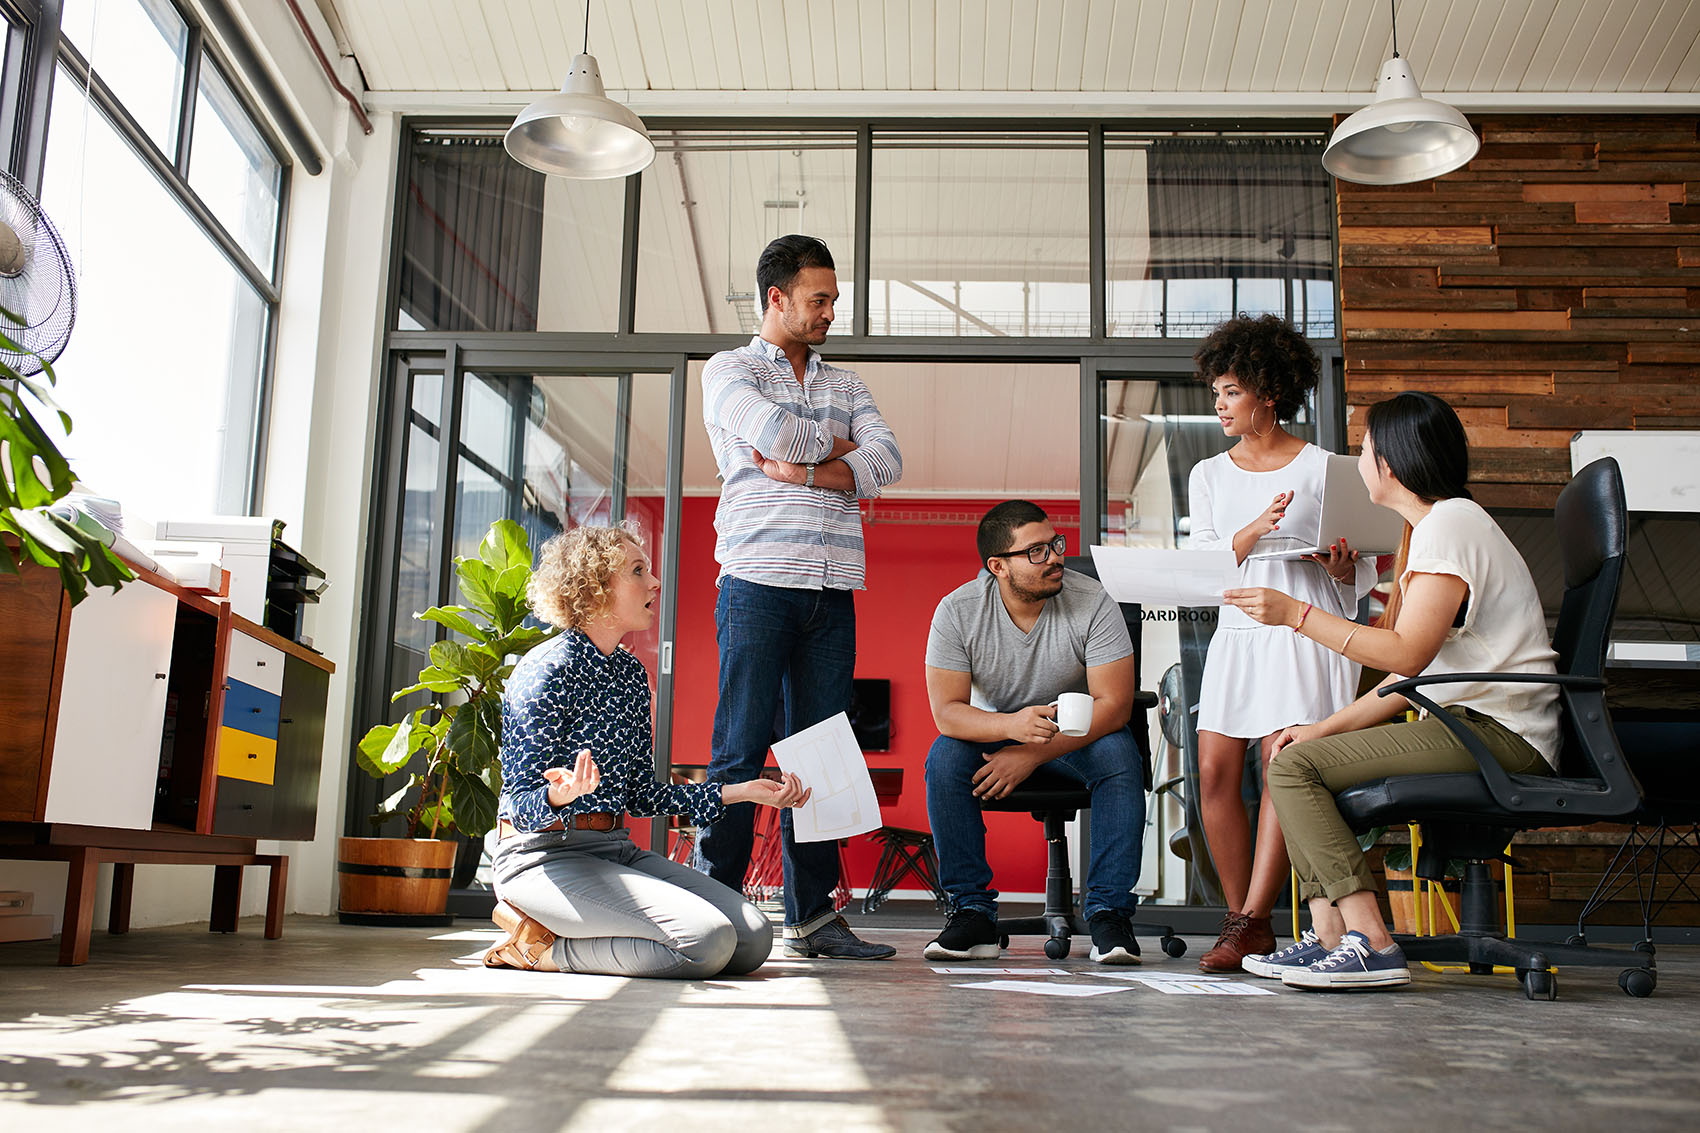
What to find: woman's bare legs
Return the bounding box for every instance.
[1240,734,1293,919]
[1196,729,1253,911]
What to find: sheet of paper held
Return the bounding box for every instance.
[1088,545,1238,608]
[770,711,882,843]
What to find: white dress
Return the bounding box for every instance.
[1190,443,1378,739]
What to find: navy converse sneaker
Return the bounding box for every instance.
[923,908,1001,960]
[1241,929,1329,979]
[1282,931,1411,990]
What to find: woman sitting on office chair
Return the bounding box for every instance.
[483,523,809,978]
[1187,314,1378,973]
[1222,391,1559,991]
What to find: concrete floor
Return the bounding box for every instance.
[3,910,1699,1131]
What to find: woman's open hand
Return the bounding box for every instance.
[1308,538,1360,583]
[723,771,812,809]
[1270,722,1324,756]
[1237,490,1293,544]
[543,748,600,807]
[1222,586,1305,628]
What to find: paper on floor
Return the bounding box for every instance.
[953,980,1133,997]
[930,967,1070,976]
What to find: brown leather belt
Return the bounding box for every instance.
[498,814,621,840]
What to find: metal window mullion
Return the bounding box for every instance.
[507,376,529,523]
[430,343,466,613]
[618,172,642,336]
[1079,357,1103,544]
[1088,124,1106,340]
[55,42,278,302]
[174,23,200,176]
[611,372,631,520]
[650,355,688,851]
[853,125,871,337]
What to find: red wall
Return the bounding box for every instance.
[664,495,1080,899]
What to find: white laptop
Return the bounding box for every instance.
[1249,454,1406,561]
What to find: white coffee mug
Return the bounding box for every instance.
[1048,691,1093,737]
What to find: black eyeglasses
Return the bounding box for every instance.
[990,534,1067,564]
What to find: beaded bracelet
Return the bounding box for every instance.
[1294,602,1314,632]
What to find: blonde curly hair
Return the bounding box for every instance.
[527,522,644,630]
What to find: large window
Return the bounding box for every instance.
[34,0,285,519]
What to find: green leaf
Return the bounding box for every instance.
[428,639,472,676]
[417,605,492,642]
[486,625,557,659]
[445,693,500,768]
[490,563,531,635]
[478,518,532,572]
[357,715,427,777]
[456,558,499,617]
[461,643,502,682]
[389,665,466,699]
[444,763,500,837]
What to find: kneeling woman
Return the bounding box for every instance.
[485,524,809,978]
[1223,392,1559,991]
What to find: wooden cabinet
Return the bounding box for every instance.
[0,563,335,840]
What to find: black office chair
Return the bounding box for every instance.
[1332,457,1655,999]
[978,556,1185,961]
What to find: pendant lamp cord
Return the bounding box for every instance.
[583,1,591,53]
[1389,0,1400,58]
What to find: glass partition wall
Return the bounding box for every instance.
[364,120,1343,922]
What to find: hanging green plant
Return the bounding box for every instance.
[0,309,133,603]
[355,519,557,840]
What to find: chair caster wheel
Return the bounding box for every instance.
[1044,937,1070,960]
[1565,933,1586,946]
[1161,936,1187,958]
[1632,939,1656,955]
[999,935,1010,949]
[1519,969,1557,1000]
[1620,968,1655,998]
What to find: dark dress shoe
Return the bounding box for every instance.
[784,915,897,960]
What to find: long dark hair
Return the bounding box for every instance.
[1367,391,1471,628]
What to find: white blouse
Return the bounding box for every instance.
[1402,497,1560,766]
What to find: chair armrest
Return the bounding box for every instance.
[1132,691,1158,710]
[1379,672,1606,698]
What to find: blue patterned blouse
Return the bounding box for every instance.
[498,629,725,832]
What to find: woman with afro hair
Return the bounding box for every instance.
[1185,315,1377,973]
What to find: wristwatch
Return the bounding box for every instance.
[805,463,817,488]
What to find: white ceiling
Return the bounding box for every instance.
[327,0,1700,113]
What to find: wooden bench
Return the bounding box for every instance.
[0,822,287,965]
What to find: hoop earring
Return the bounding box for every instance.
[1253,404,1276,438]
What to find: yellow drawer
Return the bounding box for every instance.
[217,726,278,785]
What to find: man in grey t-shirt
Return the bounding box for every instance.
[922,500,1146,964]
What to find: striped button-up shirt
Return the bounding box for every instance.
[702,335,903,591]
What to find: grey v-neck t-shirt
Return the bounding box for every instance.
[925,569,1134,714]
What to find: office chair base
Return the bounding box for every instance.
[1398,930,1656,999]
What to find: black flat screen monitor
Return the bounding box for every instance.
[849,678,891,751]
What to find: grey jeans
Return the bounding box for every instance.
[492,827,774,979]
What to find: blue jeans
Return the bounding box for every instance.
[925,727,1145,921]
[699,577,855,929]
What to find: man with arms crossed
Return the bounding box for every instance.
[698,235,903,960]
[923,500,1145,964]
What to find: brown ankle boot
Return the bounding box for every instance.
[1199,911,1278,973]
[484,901,559,971]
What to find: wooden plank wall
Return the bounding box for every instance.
[1335,114,1700,509]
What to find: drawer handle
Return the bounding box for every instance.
[248,753,258,759]
[241,804,254,811]
[154,673,167,680]
[250,707,261,714]
[280,717,293,725]
[256,660,268,667]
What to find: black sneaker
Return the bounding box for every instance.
[923,908,1001,960]
[1087,911,1141,965]
[783,916,897,960]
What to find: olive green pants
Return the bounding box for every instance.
[1267,707,1551,903]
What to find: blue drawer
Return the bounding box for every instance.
[223,678,281,739]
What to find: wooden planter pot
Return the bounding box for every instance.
[337,837,457,924]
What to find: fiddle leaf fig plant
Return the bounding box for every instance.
[0,309,133,603]
[356,519,556,839]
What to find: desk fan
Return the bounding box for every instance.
[0,167,77,375]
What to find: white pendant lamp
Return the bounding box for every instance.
[1323,1,1480,185]
[504,5,655,179]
